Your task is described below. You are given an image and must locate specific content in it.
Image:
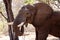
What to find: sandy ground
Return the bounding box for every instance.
[0,32,60,40]
[0,24,60,40]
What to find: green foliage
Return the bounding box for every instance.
[24,0,35,5]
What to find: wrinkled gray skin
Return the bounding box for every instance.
[13,3,54,40]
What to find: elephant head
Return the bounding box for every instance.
[13,5,36,26]
[13,4,36,35]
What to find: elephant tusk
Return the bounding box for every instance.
[18,22,25,27]
[18,22,25,31]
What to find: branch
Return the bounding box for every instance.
[0,12,8,20]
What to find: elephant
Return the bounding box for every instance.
[13,3,60,40]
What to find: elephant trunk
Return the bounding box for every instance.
[13,14,26,36]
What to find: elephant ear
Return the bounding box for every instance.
[33,3,53,26]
